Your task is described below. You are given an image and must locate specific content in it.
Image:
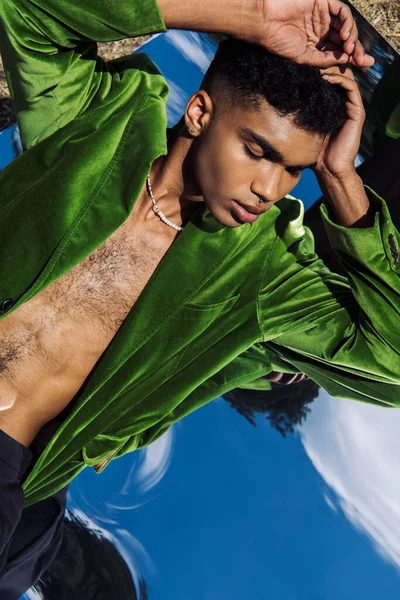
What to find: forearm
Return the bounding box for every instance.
[318,170,375,228]
[260,186,400,405]
[157,0,261,40]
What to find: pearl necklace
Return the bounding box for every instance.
[146,175,184,232]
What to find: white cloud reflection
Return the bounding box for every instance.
[70,427,175,522]
[300,389,400,570]
[99,426,175,511]
[166,80,188,125]
[164,30,215,73]
[129,426,174,496]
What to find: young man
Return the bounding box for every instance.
[0,0,399,595]
[0,0,398,507]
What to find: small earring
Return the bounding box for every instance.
[187,125,196,134]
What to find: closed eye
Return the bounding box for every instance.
[286,168,302,178]
[243,144,263,161]
[244,143,304,177]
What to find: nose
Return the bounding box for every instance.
[251,165,282,204]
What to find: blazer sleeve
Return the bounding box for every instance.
[258,187,400,407]
[0,0,167,149]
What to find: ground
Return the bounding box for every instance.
[0,2,399,132]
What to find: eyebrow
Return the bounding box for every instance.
[240,127,318,171]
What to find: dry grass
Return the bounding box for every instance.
[0,3,399,131]
[352,0,400,50]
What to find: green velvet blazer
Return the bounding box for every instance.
[1,0,399,507]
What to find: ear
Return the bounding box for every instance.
[185,90,214,137]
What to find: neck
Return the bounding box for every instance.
[136,129,203,228]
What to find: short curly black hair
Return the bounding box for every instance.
[202,39,348,136]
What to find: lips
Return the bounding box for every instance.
[231,200,265,224]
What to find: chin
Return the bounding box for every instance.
[204,201,243,228]
[212,210,242,228]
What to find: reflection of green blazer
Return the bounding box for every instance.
[1,0,400,506]
[371,57,400,142]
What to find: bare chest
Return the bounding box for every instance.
[50,221,169,336]
[0,219,173,396]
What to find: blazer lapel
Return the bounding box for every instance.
[83,205,250,392]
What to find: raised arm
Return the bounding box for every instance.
[257,67,400,406]
[1,0,373,150]
[0,0,167,148]
[259,187,400,406]
[158,0,374,67]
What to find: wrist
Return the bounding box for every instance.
[317,171,374,228]
[316,165,358,184]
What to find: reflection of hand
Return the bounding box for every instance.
[258,0,374,68]
[316,66,365,178]
[263,371,310,385]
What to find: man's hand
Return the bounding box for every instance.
[158,0,374,68]
[316,65,366,177]
[264,372,310,385]
[313,65,373,227]
[258,0,374,68]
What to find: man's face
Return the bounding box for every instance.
[189,99,325,227]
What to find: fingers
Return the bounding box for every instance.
[307,47,351,69]
[321,64,353,77]
[328,0,354,40]
[324,21,358,56]
[350,42,374,67]
[320,28,345,49]
[349,37,372,67]
[263,371,310,384]
[263,371,285,383]
[327,1,375,67]
[343,17,359,56]
[275,373,310,385]
[321,68,365,120]
[316,40,374,68]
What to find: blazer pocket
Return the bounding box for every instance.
[177,294,240,319]
[171,294,240,374]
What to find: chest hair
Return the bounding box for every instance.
[0,222,172,377]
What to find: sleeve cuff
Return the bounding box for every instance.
[126,0,168,36]
[319,186,400,273]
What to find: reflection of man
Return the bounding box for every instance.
[0,0,399,586]
[34,512,142,600]
[224,376,320,437]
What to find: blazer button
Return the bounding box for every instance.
[1,298,15,311]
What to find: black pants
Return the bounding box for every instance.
[0,429,67,600]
